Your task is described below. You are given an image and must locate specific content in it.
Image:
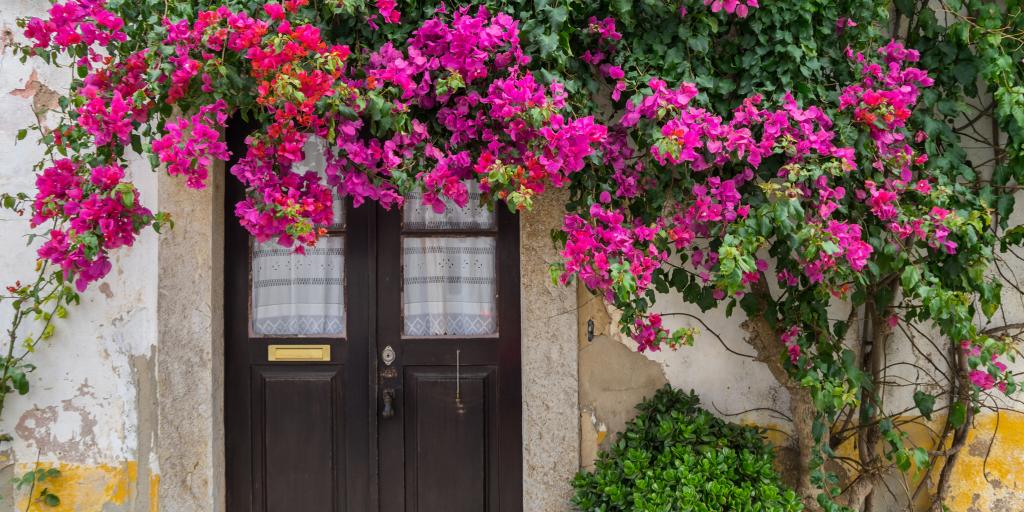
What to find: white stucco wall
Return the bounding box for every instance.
[0,1,161,508]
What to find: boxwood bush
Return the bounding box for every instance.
[572,386,803,512]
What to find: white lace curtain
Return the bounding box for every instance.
[402,184,498,337]
[251,237,346,337]
[248,140,497,338]
[250,136,346,337]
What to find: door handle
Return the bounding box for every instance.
[381,388,396,419]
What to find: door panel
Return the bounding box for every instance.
[225,130,373,511]
[404,366,496,512]
[253,366,345,512]
[377,204,521,512]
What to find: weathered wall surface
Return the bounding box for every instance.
[0,1,161,510]
[577,288,1024,511]
[521,190,580,511]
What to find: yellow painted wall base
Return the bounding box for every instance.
[13,462,158,512]
[736,412,1022,511]
[10,416,1023,511]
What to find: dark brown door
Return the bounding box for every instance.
[225,126,522,512]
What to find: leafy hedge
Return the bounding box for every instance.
[573,386,802,512]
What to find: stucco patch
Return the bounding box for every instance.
[154,166,225,512]
[578,333,667,465]
[0,26,14,53]
[14,462,139,511]
[8,69,60,127]
[16,383,100,461]
[945,411,1024,512]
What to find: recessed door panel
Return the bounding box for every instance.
[404,366,496,512]
[253,366,344,512]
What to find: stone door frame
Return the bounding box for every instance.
[154,168,580,511]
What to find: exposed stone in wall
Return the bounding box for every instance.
[154,166,225,512]
[520,189,580,511]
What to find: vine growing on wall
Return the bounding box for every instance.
[2,0,1023,510]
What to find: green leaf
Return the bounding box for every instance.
[911,447,930,470]
[894,0,915,15]
[952,61,978,87]
[534,32,558,57]
[949,402,967,428]
[545,6,568,27]
[43,492,60,506]
[901,266,920,290]
[11,371,29,395]
[913,390,935,421]
[688,35,709,53]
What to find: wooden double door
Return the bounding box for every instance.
[224,132,523,512]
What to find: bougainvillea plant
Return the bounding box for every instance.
[3,0,1023,510]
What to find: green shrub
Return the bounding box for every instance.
[572,386,803,512]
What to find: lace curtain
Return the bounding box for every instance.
[251,237,346,336]
[250,136,346,337]
[402,184,498,337]
[249,153,498,338]
[403,182,495,230]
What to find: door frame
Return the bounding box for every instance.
[150,120,580,511]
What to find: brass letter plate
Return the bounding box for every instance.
[267,344,331,362]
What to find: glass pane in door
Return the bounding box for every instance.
[402,237,497,337]
[403,182,495,230]
[295,135,345,230]
[251,236,346,337]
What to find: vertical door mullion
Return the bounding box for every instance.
[496,206,523,511]
[376,206,405,512]
[345,201,373,511]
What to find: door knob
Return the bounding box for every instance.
[381,388,396,419]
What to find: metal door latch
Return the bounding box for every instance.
[381,388,395,419]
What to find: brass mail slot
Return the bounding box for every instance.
[267,344,331,362]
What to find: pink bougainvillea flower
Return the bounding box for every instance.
[969,370,996,390]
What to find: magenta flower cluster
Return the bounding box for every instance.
[32,159,151,292]
[19,4,1006,394]
[24,0,125,49]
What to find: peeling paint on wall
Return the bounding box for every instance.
[0,2,161,510]
[945,412,1024,512]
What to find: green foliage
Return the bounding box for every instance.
[572,386,802,512]
[14,467,61,509]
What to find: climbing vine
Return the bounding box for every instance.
[2,0,1023,510]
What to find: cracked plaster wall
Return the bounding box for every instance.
[574,116,1024,512]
